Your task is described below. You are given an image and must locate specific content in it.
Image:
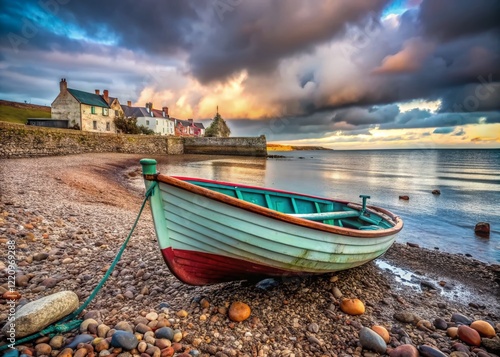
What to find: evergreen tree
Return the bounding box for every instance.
[205,110,231,137]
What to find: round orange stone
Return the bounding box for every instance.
[340,298,365,315]
[228,301,251,322]
[470,320,496,338]
[372,325,390,343]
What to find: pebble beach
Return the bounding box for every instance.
[1,153,499,357]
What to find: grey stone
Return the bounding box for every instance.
[332,287,343,299]
[114,320,134,333]
[433,318,448,330]
[66,334,94,349]
[155,326,174,340]
[111,330,139,350]
[394,311,418,324]
[33,252,49,261]
[359,327,387,354]
[418,345,448,357]
[451,313,472,325]
[482,337,500,354]
[255,278,279,290]
[1,291,79,338]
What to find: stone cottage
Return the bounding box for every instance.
[51,79,124,133]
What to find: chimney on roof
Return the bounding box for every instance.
[59,78,67,93]
[162,106,169,118]
[188,119,193,125]
[95,89,100,95]
[127,101,131,107]
[146,102,153,113]
[103,89,109,103]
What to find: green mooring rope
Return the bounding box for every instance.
[0,181,158,353]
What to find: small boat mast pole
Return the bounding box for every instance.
[359,195,370,214]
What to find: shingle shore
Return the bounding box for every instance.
[0,153,499,356]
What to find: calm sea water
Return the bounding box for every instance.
[156,149,500,263]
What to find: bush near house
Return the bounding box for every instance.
[114,115,154,135]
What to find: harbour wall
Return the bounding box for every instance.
[0,122,267,158]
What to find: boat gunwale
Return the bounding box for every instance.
[149,174,403,239]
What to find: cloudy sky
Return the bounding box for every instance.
[0,0,499,149]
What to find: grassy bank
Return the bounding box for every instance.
[0,100,51,124]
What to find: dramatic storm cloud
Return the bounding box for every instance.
[0,0,499,148]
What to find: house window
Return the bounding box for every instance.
[93,121,97,130]
[103,108,109,116]
[146,120,150,126]
[91,106,96,114]
[106,122,110,131]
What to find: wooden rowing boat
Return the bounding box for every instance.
[140,158,403,285]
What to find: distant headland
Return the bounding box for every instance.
[267,143,333,151]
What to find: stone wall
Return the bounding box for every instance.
[183,136,267,157]
[0,122,168,158]
[0,122,267,158]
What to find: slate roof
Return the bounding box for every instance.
[68,88,110,107]
[194,123,205,129]
[175,119,192,126]
[121,105,154,118]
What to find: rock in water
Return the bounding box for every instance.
[474,222,490,237]
[359,326,387,354]
[1,291,79,337]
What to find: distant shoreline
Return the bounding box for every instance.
[267,144,333,151]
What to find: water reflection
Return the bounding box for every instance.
[156,155,267,187]
[210,159,267,186]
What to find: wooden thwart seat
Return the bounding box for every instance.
[289,210,359,221]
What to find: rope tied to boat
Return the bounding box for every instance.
[0,181,158,353]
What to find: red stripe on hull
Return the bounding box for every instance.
[161,247,307,285]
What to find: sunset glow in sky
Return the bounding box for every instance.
[0,0,499,149]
